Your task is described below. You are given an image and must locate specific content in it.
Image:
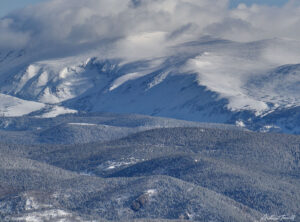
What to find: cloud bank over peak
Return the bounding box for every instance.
[0,0,300,59]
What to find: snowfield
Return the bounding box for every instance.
[0,93,45,117]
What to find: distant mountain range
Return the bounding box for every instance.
[0,36,299,134]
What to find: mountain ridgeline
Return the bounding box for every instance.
[0,37,299,134]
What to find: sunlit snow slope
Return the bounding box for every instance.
[0,93,45,117]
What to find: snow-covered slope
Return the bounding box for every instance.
[0,37,299,133]
[246,64,300,109]
[0,93,44,117]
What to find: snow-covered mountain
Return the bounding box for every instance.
[0,37,299,134]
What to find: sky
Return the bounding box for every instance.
[0,0,47,17]
[0,0,290,17]
[229,0,289,8]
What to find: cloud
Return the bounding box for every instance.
[262,39,300,65]
[0,0,300,60]
[0,0,227,52]
[227,1,300,41]
[0,18,30,49]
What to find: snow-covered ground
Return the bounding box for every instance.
[68,122,98,126]
[39,106,77,118]
[98,158,144,171]
[0,93,45,117]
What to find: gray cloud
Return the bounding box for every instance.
[0,18,30,49]
[0,0,300,60]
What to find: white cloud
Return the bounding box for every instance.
[0,0,227,52]
[227,1,300,41]
[0,0,300,61]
